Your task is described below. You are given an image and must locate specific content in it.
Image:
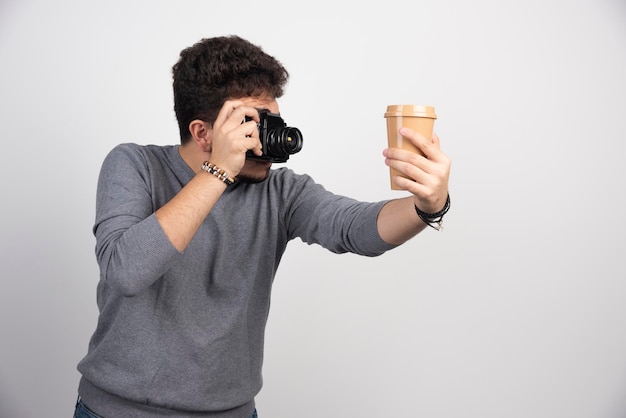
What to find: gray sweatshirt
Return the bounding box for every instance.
[77,143,396,417]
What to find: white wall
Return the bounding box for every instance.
[1,1,625,417]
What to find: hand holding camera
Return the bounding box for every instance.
[210,101,303,179]
[245,109,303,163]
[208,101,265,177]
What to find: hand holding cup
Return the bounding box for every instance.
[383,104,451,214]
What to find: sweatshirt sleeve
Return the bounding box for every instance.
[280,171,398,256]
[93,144,180,296]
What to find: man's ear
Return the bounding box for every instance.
[188,120,213,152]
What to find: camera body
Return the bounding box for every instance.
[245,110,303,163]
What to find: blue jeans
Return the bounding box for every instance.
[73,398,100,418]
[74,397,258,418]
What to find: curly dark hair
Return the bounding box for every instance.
[172,35,289,143]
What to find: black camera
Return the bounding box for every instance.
[245,110,303,163]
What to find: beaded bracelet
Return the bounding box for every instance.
[200,161,235,186]
[414,193,450,231]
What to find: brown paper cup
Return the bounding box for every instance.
[384,104,437,190]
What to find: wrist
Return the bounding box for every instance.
[200,161,235,186]
[414,193,450,231]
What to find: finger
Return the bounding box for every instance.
[236,122,263,153]
[399,127,432,157]
[390,174,431,196]
[432,132,440,146]
[241,119,260,138]
[213,108,260,154]
[383,147,429,171]
[387,159,448,208]
[400,127,443,160]
[385,157,430,186]
[252,143,263,157]
[385,148,449,191]
[232,106,261,126]
[227,106,260,131]
[213,100,245,128]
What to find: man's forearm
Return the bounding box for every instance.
[377,197,427,246]
[156,173,227,252]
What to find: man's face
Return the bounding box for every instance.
[237,97,280,184]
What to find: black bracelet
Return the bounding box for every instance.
[414,193,450,231]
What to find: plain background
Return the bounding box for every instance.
[1,0,626,417]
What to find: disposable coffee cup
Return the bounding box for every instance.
[384,104,437,190]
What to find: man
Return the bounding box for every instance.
[74,35,451,418]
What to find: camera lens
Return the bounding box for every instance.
[266,127,303,156]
